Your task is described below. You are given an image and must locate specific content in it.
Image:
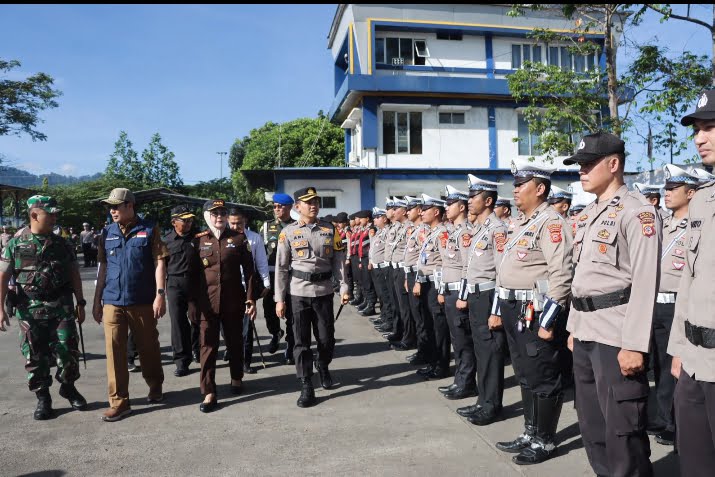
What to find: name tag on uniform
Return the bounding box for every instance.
[420,251,428,265]
[106,237,120,241]
[226,243,236,248]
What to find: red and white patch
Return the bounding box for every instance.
[439,231,449,248]
[642,224,655,237]
[674,248,684,256]
[516,251,528,261]
[548,224,562,243]
[136,231,147,238]
[673,261,685,270]
[462,234,472,248]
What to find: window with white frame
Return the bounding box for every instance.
[375,37,428,66]
[438,112,465,125]
[320,196,337,209]
[382,111,422,154]
[512,43,599,72]
[517,114,541,156]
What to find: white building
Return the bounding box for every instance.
[252,4,606,213]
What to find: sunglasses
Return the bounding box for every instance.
[210,210,228,217]
[273,203,290,208]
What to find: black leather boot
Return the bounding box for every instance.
[350,294,364,306]
[513,394,563,465]
[297,377,316,408]
[496,387,535,453]
[318,366,333,389]
[34,389,53,420]
[59,383,88,410]
[358,301,377,316]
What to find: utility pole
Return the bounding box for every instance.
[216,151,227,179]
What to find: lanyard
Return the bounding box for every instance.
[661,229,687,260]
[500,212,550,266]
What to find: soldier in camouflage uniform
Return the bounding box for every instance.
[0,195,88,420]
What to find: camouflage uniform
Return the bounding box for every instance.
[2,228,80,391]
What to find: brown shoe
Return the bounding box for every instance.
[147,387,163,403]
[101,403,132,422]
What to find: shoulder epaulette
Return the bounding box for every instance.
[195,230,209,238]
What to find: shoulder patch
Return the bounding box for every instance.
[638,211,656,237]
[494,232,507,252]
[279,232,286,243]
[548,223,562,243]
[462,233,472,248]
[439,231,449,248]
[195,230,209,238]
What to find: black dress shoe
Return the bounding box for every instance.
[34,389,53,420]
[192,350,200,364]
[268,330,284,354]
[231,383,243,395]
[444,387,478,400]
[655,430,675,446]
[359,306,376,316]
[496,433,533,453]
[223,350,231,362]
[59,383,88,410]
[426,367,449,380]
[417,365,435,377]
[457,404,481,417]
[375,324,392,332]
[438,383,459,393]
[467,408,502,426]
[408,355,429,366]
[199,398,218,413]
[646,424,666,436]
[406,352,418,361]
[174,368,190,377]
[243,365,257,375]
[384,333,401,341]
[390,342,410,351]
[284,356,295,365]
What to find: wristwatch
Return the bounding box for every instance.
[157,288,165,297]
[77,298,87,306]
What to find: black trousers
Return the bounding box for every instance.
[573,339,652,477]
[373,267,395,326]
[650,303,676,431]
[360,256,376,302]
[675,370,715,477]
[444,290,475,389]
[468,290,506,413]
[261,273,282,337]
[407,272,431,358]
[81,243,92,267]
[350,256,361,297]
[291,294,334,379]
[167,275,200,369]
[500,299,566,396]
[393,268,415,345]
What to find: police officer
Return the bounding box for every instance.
[645,164,699,446]
[261,193,295,363]
[348,213,364,308]
[455,176,508,426]
[0,225,12,254]
[403,196,428,362]
[356,210,378,316]
[414,193,449,380]
[79,222,93,267]
[568,202,587,237]
[93,188,168,422]
[493,160,573,465]
[335,212,352,302]
[547,185,573,218]
[0,195,88,420]
[368,207,394,332]
[190,199,257,413]
[164,204,200,377]
[634,182,669,221]
[275,187,348,408]
[494,197,514,225]
[565,132,660,476]
[436,185,476,399]
[668,91,715,477]
[384,197,414,349]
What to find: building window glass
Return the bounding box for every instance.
[512,44,543,69]
[376,37,426,66]
[383,111,422,154]
[439,112,465,125]
[436,31,462,41]
[320,196,337,209]
[517,114,540,156]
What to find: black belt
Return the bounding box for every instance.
[685,321,715,349]
[168,272,191,278]
[290,270,333,282]
[571,286,631,312]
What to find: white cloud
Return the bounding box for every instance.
[59,163,78,175]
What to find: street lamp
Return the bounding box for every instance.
[216,151,227,179]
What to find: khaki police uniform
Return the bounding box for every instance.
[275,219,347,378]
[369,212,394,324]
[404,220,429,360]
[389,214,415,348]
[566,132,660,476]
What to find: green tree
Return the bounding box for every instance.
[229,115,344,206]
[0,58,62,141]
[182,178,234,201]
[106,131,142,182]
[140,133,182,188]
[506,4,711,164]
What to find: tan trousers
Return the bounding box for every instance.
[103,304,164,409]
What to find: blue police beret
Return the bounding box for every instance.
[272,193,294,205]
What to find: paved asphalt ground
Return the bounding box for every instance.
[0,266,679,476]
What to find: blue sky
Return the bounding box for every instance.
[0,4,711,182]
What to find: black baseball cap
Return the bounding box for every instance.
[563,132,625,165]
[171,204,195,220]
[335,212,349,223]
[681,90,715,126]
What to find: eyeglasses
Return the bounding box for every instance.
[210,210,227,217]
[108,202,129,211]
[273,204,289,209]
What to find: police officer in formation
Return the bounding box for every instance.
[274,187,349,408]
[0,195,87,420]
[261,193,296,364]
[668,90,715,477]
[547,185,573,218]
[164,204,200,377]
